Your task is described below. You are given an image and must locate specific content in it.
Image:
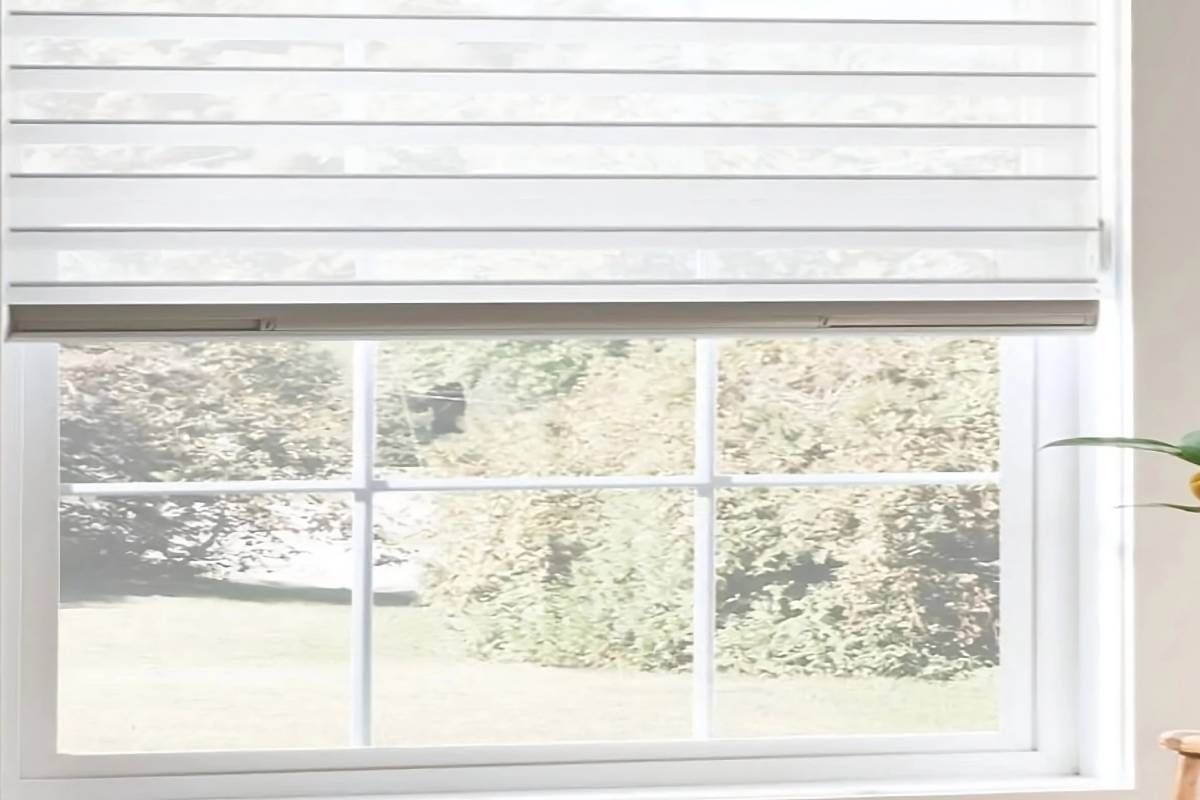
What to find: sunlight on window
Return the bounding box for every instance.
[56,337,1004,753]
[58,494,353,753]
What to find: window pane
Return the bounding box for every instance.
[372,489,693,746]
[58,493,352,753]
[374,340,693,477]
[719,338,1000,474]
[60,342,353,483]
[715,485,1000,738]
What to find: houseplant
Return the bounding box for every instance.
[1047,431,1200,511]
[1048,432,1200,785]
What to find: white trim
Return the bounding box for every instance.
[35,730,1020,780]
[7,752,1082,800]
[1030,337,1083,775]
[1077,0,1133,781]
[16,345,60,779]
[351,342,378,748]
[0,345,25,799]
[691,339,718,738]
[719,472,1001,488]
[0,775,1126,800]
[998,338,1038,751]
[60,472,1002,497]
[60,479,362,496]
[4,323,1120,796]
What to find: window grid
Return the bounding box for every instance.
[54,339,1005,748]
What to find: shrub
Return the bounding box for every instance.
[416,338,1001,680]
[418,490,694,671]
[59,341,352,587]
[714,484,998,680]
[60,335,1002,679]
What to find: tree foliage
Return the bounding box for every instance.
[391,338,1000,680]
[60,342,351,588]
[62,336,1000,678]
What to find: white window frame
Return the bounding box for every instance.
[0,327,1126,800]
[0,0,1134,794]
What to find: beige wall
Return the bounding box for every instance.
[1132,1,1200,799]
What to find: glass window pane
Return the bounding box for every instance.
[374,339,694,478]
[58,493,352,753]
[719,338,1000,475]
[714,485,1000,738]
[372,489,693,746]
[60,342,353,483]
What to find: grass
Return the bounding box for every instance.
[59,593,997,754]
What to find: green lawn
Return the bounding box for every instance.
[59,594,997,754]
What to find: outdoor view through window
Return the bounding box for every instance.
[58,337,1003,752]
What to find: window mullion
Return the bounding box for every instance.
[350,341,378,748]
[691,338,719,739]
[17,344,63,774]
[997,338,1039,750]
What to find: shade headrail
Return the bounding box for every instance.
[5,282,1100,339]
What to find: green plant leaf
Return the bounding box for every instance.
[1042,436,1184,458]
[1179,430,1200,465]
[1123,503,1200,513]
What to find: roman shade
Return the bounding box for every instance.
[1,0,1105,337]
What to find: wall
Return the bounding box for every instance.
[1131,0,1200,798]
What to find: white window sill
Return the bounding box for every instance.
[278,777,1133,800]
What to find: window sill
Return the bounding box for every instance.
[279,777,1132,800]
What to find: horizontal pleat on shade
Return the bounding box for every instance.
[9,176,1099,228]
[2,0,1105,336]
[3,1,1098,23]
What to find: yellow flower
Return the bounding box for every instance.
[1191,472,1200,502]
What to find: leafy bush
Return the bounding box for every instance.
[61,336,1001,679]
[417,490,694,672]
[415,338,1000,680]
[59,341,352,588]
[714,485,998,680]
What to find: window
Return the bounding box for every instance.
[0,2,1128,799]
[53,335,1012,754]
